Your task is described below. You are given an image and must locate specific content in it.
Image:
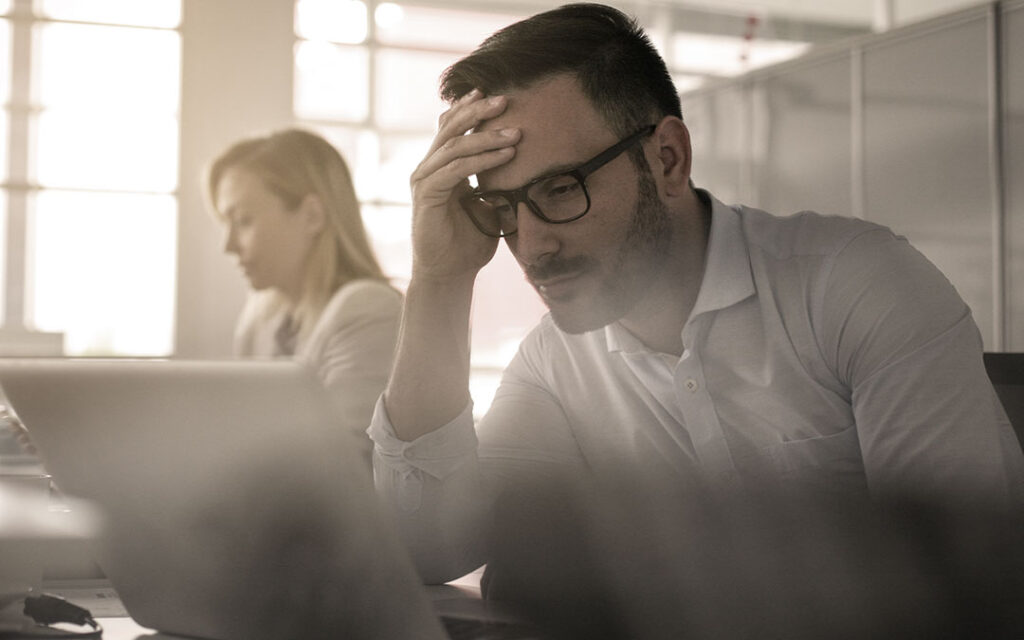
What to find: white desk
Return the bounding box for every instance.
[24,568,487,640]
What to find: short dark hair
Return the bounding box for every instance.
[439,3,681,138]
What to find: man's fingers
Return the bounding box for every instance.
[431,91,504,150]
[413,129,519,193]
[407,89,517,231]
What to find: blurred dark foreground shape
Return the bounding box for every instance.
[97,446,448,640]
[482,469,1024,640]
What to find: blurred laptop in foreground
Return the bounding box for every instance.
[0,359,449,640]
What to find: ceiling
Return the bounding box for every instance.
[436,0,991,79]
[675,0,985,28]
[468,0,989,34]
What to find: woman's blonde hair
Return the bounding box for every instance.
[205,128,388,341]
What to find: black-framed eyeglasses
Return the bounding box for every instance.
[460,124,657,238]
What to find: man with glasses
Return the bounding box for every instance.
[368,3,1024,587]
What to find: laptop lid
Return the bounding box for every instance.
[0,358,447,640]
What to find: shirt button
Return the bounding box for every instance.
[685,378,698,392]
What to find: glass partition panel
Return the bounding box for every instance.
[1005,2,1024,350]
[751,54,853,218]
[27,191,177,356]
[895,0,989,25]
[863,14,994,346]
[682,86,746,204]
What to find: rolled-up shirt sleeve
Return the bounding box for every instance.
[368,333,589,584]
[368,396,491,583]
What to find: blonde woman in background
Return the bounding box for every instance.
[206,128,401,434]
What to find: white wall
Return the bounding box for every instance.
[175,0,296,357]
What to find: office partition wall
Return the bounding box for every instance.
[1006,2,1024,350]
[863,11,994,346]
[751,53,853,219]
[681,0,1023,351]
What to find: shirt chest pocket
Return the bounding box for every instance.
[770,424,868,493]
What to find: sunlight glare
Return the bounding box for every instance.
[39,0,180,28]
[295,0,367,44]
[294,41,369,121]
[28,192,177,356]
[374,3,404,30]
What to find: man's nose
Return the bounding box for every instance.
[507,202,559,264]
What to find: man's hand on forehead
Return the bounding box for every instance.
[406,85,521,279]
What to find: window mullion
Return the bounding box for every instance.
[5,0,34,329]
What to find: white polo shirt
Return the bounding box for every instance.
[369,192,1024,583]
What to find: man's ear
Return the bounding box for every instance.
[298,194,326,237]
[649,116,693,198]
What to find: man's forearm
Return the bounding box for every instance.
[384,274,477,442]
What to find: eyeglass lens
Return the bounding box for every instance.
[467,173,587,236]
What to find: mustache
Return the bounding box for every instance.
[524,254,592,282]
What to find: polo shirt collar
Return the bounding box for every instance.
[605,190,755,354]
[688,191,755,318]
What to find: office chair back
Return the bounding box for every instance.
[983,352,1024,449]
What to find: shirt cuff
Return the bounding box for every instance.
[367,395,479,480]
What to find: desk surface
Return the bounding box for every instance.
[17,569,487,640]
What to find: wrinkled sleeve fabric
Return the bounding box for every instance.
[818,228,1024,508]
[299,280,403,434]
[369,327,587,584]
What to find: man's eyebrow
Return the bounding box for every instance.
[478,160,581,193]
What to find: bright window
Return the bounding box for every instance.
[1,2,181,357]
[375,48,460,130]
[294,0,367,44]
[35,23,180,109]
[38,0,181,28]
[28,191,177,356]
[294,41,370,122]
[373,3,519,50]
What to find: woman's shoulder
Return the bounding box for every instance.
[328,278,402,311]
[298,279,402,358]
[315,279,403,330]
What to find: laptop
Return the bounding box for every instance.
[0,358,531,639]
